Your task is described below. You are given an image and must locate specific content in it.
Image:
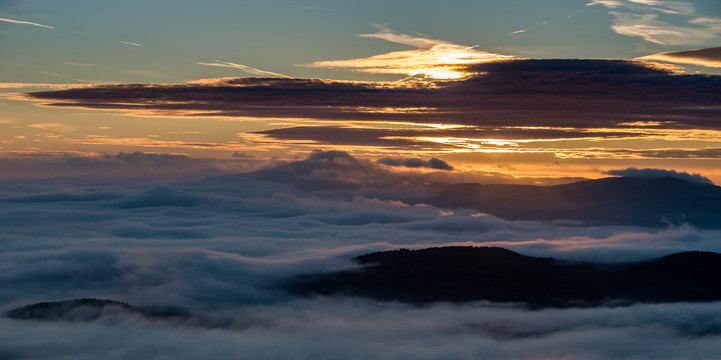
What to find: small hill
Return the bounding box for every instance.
[6,298,190,322]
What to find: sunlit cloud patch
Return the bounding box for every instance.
[588,0,721,46]
[305,26,514,79]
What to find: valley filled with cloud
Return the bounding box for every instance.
[2,152,721,359]
[3,0,721,357]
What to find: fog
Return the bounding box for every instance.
[2,154,721,358]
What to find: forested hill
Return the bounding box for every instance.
[287,246,721,306]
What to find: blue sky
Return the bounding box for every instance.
[2,0,720,84]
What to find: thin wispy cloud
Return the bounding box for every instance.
[588,0,721,45]
[66,135,283,152]
[0,83,86,89]
[357,25,451,48]
[28,122,78,133]
[118,40,142,47]
[65,62,99,67]
[292,5,331,11]
[636,47,721,68]
[587,0,694,14]
[306,26,513,79]
[37,70,98,83]
[609,11,721,45]
[197,60,291,78]
[0,17,54,29]
[509,17,558,36]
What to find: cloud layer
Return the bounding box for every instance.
[3,299,721,359]
[0,151,263,179]
[21,59,721,155]
[3,152,721,358]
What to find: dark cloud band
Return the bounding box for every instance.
[26,60,721,132]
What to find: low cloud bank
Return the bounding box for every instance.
[0,151,263,179]
[2,152,721,358]
[2,299,721,359]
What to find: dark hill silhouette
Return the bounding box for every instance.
[250,152,721,228]
[5,298,190,322]
[286,247,721,307]
[427,176,721,227]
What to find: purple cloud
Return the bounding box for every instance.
[24,60,721,135]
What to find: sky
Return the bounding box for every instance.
[2,1,721,358]
[1,0,721,182]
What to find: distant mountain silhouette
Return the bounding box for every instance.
[427,176,721,227]
[286,247,721,306]
[6,298,190,322]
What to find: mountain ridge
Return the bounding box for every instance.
[427,176,721,227]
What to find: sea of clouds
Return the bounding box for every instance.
[1,153,721,359]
